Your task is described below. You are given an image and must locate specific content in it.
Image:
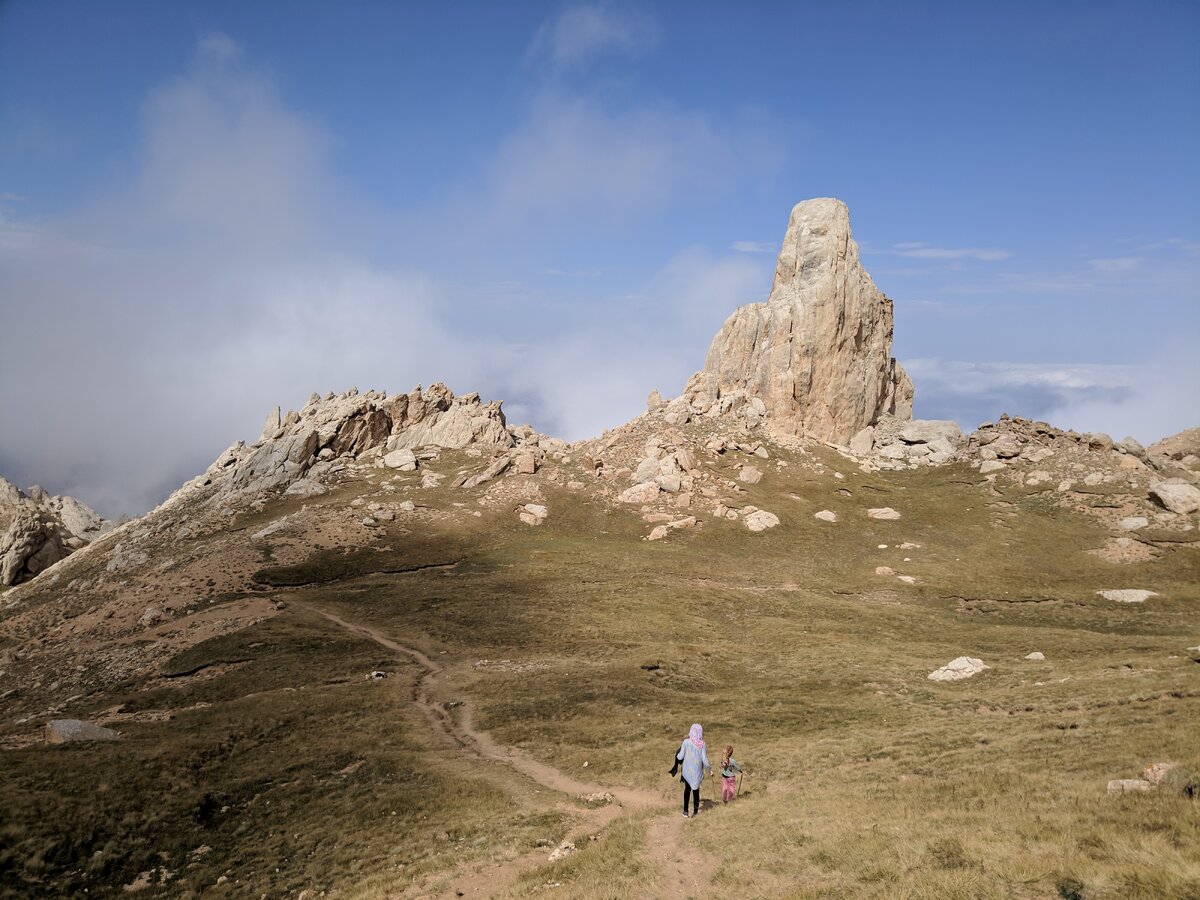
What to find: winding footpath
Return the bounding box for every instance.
[298,603,717,899]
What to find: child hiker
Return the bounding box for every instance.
[720,745,746,803]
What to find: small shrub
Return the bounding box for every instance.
[927,836,970,869]
[1056,875,1085,900]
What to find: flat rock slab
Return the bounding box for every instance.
[1097,589,1158,603]
[814,509,838,522]
[867,507,900,520]
[46,719,119,743]
[1107,779,1152,794]
[928,657,989,682]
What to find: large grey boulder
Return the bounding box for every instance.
[45,720,119,743]
[1149,479,1200,515]
[680,199,912,443]
[899,420,964,446]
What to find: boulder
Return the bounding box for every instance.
[515,451,539,475]
[814,510,838,522]
[633,457,662,483]
[461,456,511,489]
[738,465,763,485]
[619,482,661,504]
[680,199,912,443]
[1143,762,1177,785]
[1096,589,1158,603]
[899,420,963,446]
[1107,779,1152,795]
[867,507,900,520]
[656,473,682,493]
[849,426,875,456]
[743,510,780,532]
[383,448,418,471]
[1149,479,1200,515]
[519,504,547,526]
[979,460,1006,475]
[1024,651,1046,661]
[284,478,326,497]
[45,720,119,744]
[927,657,989,682]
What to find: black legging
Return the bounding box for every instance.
[683,781,700,815]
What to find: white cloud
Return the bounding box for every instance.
[0,34,778,516]
[481,93,761,224]
[731,240,776,253]
[1089,256,1145,274]
[530,4,657,70]
[903,355,1199,443]
[882,242,1011,261]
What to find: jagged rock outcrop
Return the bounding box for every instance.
[0,476,113,586]
[679,198,912,443]
[203,384,515,500]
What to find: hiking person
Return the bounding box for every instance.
[676,723,712,818]
[720,745,746,803]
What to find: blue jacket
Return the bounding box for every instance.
[676,739,712,790]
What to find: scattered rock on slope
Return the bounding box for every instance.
[928,657,989,682]
[1096,589,1158,603]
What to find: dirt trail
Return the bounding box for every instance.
[299,602,715,898]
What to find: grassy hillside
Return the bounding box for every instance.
[2,441,1197,898]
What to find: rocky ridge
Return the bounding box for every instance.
[0,477,113,586]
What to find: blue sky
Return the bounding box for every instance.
[1,1,1198,515]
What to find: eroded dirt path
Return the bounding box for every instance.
[298,602,716,899]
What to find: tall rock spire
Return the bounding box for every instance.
[683,198,912,444]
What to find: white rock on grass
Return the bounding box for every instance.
[284,478,327,497]
[927,657,989,682]
[383,448,418,471]
[1097,589,1158,603]
[867,507,900,520]
[814,510,838,522]
[1118,516,1149,531]
[896,574,917,585]
[45,720,119,743]
[548,841,577,862]
[1025,651,1046,661]
[1107,779,1152,794]
[519,504,547,526]
[738,465,764,485]
[1149,479,1200,514]
[743,510,780,532]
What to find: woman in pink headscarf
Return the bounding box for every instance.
[675,722,712,817]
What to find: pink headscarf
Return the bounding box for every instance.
[689,723,705,749]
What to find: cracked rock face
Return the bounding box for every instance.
[683,198,912,444]
[0,476,113,586]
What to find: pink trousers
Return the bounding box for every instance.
[722,775,737,801]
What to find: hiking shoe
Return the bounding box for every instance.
[682,812,689,818]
